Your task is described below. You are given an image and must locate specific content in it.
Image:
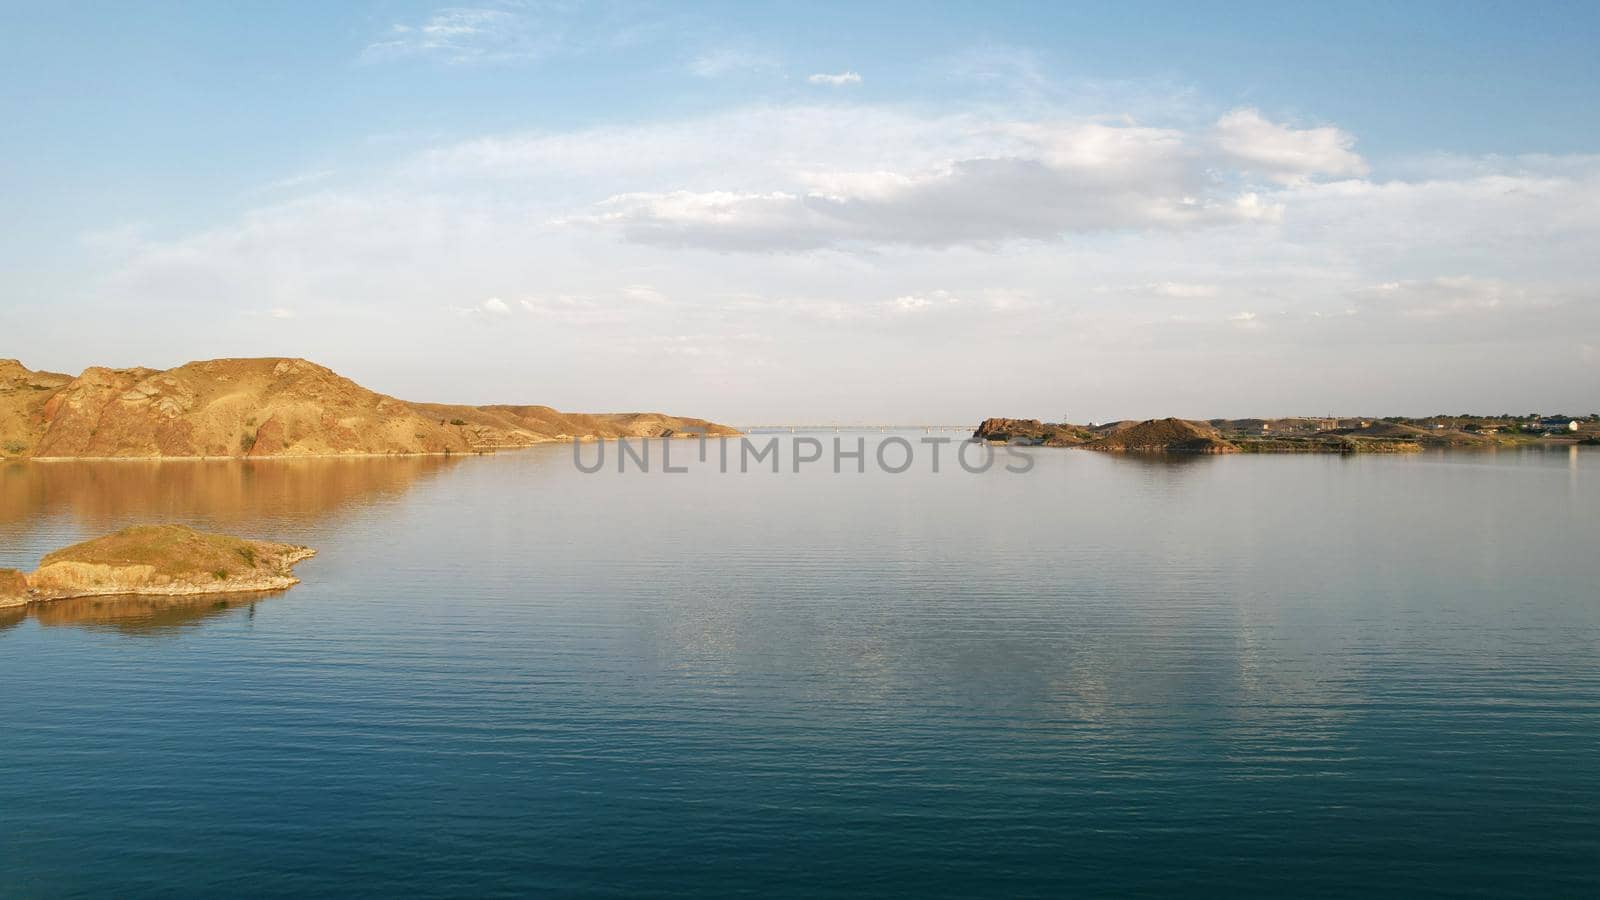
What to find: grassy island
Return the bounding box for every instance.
[2,525,315,608]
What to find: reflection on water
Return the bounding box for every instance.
[1,440,1598,897]
[4,590,278,635]
[0,454,460,528]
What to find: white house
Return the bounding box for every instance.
[1538,417,1580,432]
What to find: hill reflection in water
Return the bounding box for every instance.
[0,455,461,529]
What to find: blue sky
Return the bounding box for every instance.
[4,1,1598,420]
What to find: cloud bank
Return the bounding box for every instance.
[75,99,1600,419]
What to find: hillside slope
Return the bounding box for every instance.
[0,357,737,459]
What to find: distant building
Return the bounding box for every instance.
[1539,417,1580,432]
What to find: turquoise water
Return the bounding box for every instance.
[2,439,1598,897]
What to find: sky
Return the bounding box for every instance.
[3,0,1598,423]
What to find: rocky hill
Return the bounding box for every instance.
[972,418,1096,446]
[0,357,738,458]
[1085,418,1240,453]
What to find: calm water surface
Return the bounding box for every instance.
[2,438,1598,897]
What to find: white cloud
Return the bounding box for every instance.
[406,105,997,185]
[1212,107,1368,184]
[453,296,513,318]
[889,290,963,314]
[689,48,777,77]
[619,284,668,304]
[83,96,1600,418]
[808,71,861,86]
[451,110,1362,252]
[1351,276,1540,322]
[247,170,336,198]
[519,295,620,325]
[1151,282,1218,298]
[1102,281,1220,298]
[360,5,596,65]
[568,113,1317,251]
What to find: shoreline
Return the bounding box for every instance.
[12,433,741,462]
[5,434,1588,463]
[1,574,308,609]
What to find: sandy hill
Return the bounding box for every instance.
[0,357,738,459]
[1086,418,1239,453]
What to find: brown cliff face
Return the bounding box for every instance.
[0,359,73,457]
[0,357,739,458]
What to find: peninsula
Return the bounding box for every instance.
[0,524,314,608]
[0,357,738,459]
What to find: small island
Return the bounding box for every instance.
[0,524,315,608]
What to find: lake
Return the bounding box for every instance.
[2,437,1598,897]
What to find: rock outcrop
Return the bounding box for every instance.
[0,357,738,458]
[18,525,315,604]
[972,418,1095,446]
